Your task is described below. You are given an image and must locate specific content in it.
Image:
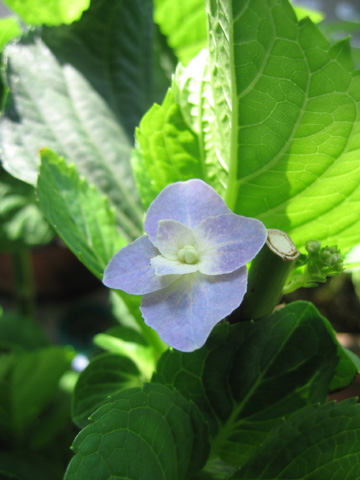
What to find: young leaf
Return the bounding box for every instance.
[153,301,339,465]
[72,353,143,428]
[0,0,157,239]
[154,0,207,65]
[207,0,360,254]
[2,0,90,26]
[231,399,360,479]
[37,149,126,279]
[132,49,227,208]
[0,167,54,251]
[65,383,209,480]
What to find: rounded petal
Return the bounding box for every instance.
[194,213,267,275]
[103,235,179,295]
[144,179,231,243]
[155,219,196,259]
[140,267,248,352]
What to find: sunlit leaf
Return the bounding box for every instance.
[2,0,90,26]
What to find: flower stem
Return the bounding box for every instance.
[11,249,36,318]
[231,229,299,322]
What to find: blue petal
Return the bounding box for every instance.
[195,213,267,274]
[103,235,179,295]
[155,219,196,259]
[144,179,231,243]
[140,267,248,352]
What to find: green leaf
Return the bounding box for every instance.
[94,326,156,379]
[293,4,325,23]
[2,0,90,26]
[72,352,143,428]
[153,301,338,465]
[0,167,54,251]
[231,399,360,479]
[0,0,159,240]
[0,309,48,350]
[0,17,21,51]
[65,383,209,480]
[0,450,63,480]
[0,346,73,443]
[206,0,360,255]
[154,0,207,65]
[37,149,125,279]
[132,49,227,208]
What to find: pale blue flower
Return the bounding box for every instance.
[103,180,267,352]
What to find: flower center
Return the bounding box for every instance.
[177,245,199,264]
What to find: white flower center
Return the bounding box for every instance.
[177,245,199,264]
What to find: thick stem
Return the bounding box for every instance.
[231,229,299,322]
[11,249,36,318]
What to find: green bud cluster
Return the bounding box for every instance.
[283,240,344,294]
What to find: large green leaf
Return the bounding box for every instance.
[65,383,209,480]
[0,0,160,240]
[2,0,90,26]
[72,352,143,428]
[37,149,125,279]
[153,301,339,466]
[206,0,360,254]
[231,399,360,479]
[0,166,54,251]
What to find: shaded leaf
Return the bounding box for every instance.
[0,0,157,240]
[0,346,73,443]
[0,167,53,251]
[65,383,209,480]
[153,301,338,465]
[231,399,360,479]
[72,353,143,428]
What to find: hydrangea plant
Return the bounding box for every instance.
[103,179,267,351]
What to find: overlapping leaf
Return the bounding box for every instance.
[0,0,158,240]
[0,167,53,251]
[231,399,360,479]
[72,353,143,428]
[37,149,126,279]
[153,301,339,465]
[132,50,227,208]
[65,383,209,480]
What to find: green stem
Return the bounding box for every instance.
[231,229,299,322]
[11,249,36,318]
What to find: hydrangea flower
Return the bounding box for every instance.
[103,180,267,352]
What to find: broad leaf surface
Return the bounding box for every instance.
[153,301,338,465]
[2,0,90,26]
[0,309,48,350]
[65,383,209,480]
[37,149,126,279]
[0,346,73,443]
[206,0,360,254]
[72,352,143,428]
[0,0,158,239]
[0,166,54,251]
[231,399,360,479]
